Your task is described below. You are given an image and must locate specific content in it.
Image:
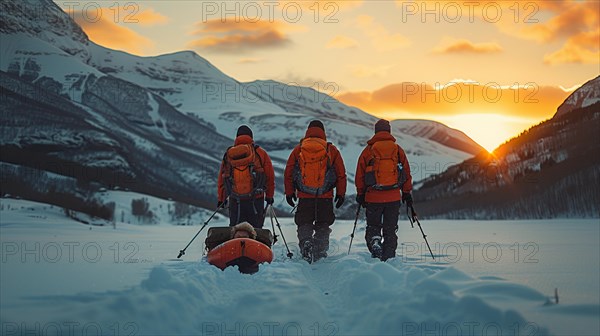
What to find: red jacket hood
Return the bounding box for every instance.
[303,126,327,141]
[367,131,396,145]
[234,135,254,145]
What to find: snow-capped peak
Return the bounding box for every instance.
[555,75,600,118]
[0,0,90,61]
[391,119,485,156]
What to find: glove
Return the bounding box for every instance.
[217,199,228,209]
[335,195,345,209]
[402,192,413,207]
[265,197,274,205]
[355,194,365,207]
[286,194,297,207]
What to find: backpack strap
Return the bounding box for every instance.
[367,144,376,166]
[222,146,233,171]
[326,142,333,167]
[253,144,264,168]
[222,146,231,162]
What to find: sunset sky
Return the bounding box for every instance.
[58,0,599,152]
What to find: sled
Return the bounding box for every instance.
[205,227,274,274]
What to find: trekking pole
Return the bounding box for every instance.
[347,206,362,254]
[177,200,226,258]
[407,205,435,260]
[266,204,279,245]
[269,205,293,258]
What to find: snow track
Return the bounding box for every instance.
[0,255,549,335]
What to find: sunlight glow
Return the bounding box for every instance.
[436,113,538,153]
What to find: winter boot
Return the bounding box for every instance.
[313,250,327,262]
[312,235,329,262]
[371,236,383,260]
[301,239,314,264]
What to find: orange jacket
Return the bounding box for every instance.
[284,127,347,199]
[355,131,412,203]
[217,135,275,202]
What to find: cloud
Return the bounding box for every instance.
[519,2,598,43]
[504,1,598,65]
[189,31,289,52]
[133,8,169,26]
[337,81,571,120]
[188,20,299,53]
[395,0,598,65]
[67,8,156,55]
[544,31,600,65]
[433,39,503,54]
[356,15,410,51]
[327,35,358,49]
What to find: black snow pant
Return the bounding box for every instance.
[365,201,401,261]
[229,197,265,228]
[294,198,335,258]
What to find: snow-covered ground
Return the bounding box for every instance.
[1,199,598,335]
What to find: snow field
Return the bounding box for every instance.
[1,199,599,336]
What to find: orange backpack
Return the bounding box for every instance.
[364,140,405,191]
[293,137,337,195]
[223,144,266,199]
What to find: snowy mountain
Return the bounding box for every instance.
[415,77,600,219]
[0,0,481,219]
[87,47,480,184]
[391,119,484,155]
[0,0,91,62]
[555,75,600,118]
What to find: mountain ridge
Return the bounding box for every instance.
[555,75,600,118]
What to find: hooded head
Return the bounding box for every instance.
[308,120,325,131]
[236,125,253,138]
[374,119,391,133]
[231,222,257,239]
[304,119,327,140]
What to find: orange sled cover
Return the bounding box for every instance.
[207,238,273,272]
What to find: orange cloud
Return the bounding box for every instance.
[506,1,598,65]
[337,81,570,120]
[544,31,600,65]
[193,20,298,34]
[133,8,169,26]
[520,2,598,42]
[189,31,289,51]
[67,8,156,55]
[356,15,410,51]
[189,20,298,52]
[327,35,358,49]
[434,39,502,54]
[396,0,598,65]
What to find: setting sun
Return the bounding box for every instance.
[433,113,538,153]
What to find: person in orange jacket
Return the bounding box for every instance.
[355,119,413,261]
[218,125,275,228]
[284,120,347,262]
